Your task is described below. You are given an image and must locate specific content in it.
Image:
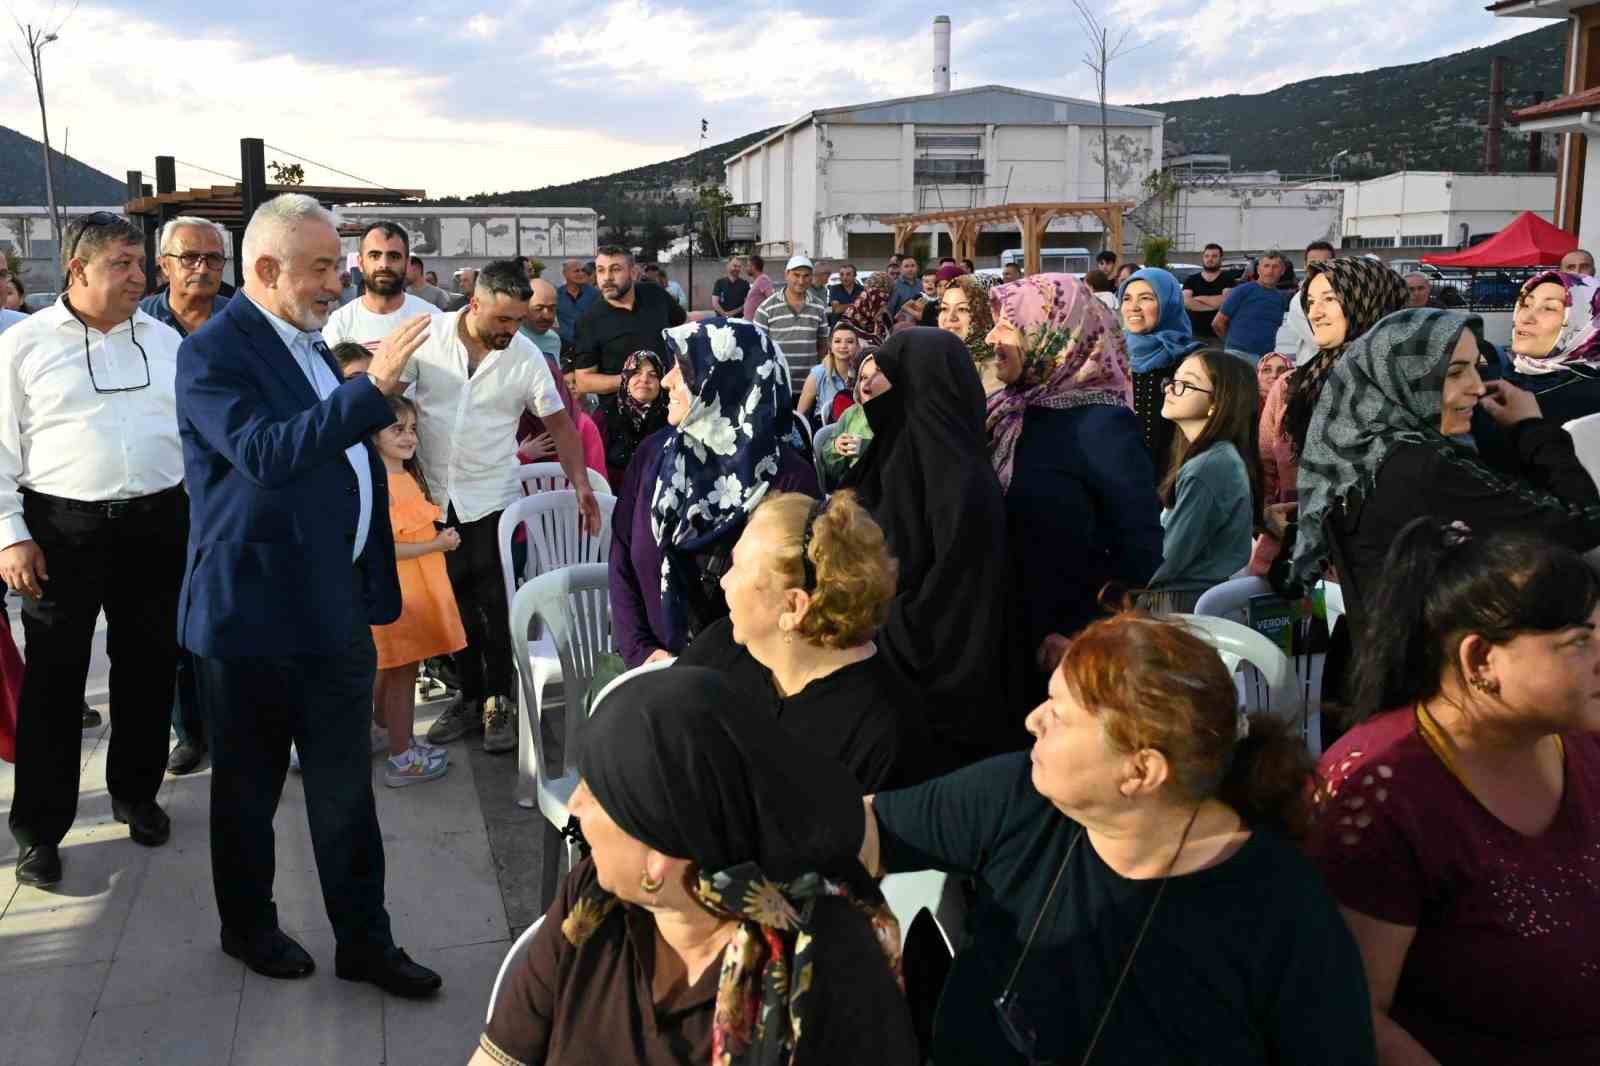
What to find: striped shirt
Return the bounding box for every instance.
[754,289,829,391]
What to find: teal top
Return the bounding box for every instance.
[1148,441,1253,594]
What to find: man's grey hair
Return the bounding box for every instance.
[158,215,227,257]
[240,194,337,267]
[61,213,144,272]
[1258,249,1286,263]
[1404,272,1430,284]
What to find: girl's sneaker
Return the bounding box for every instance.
[411,737,448,764]
[384,746,449,788]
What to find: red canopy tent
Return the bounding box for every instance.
[1421,211,1575,268]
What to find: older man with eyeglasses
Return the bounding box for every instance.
[0,212,188,888]
[139,215,231,339]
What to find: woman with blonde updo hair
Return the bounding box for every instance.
[676,490,934,790]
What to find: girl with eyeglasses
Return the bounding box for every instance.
[1141,348,1262,613]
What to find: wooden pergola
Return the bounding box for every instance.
[123,138,424,288]
[884,201,1134,275]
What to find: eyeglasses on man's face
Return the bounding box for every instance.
[163,251,226,271]
[1161,377,1213,397]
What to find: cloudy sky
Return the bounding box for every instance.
[0,0,1547,197]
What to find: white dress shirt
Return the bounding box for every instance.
[401,310,565,523]
[0,298,184,550]
[244,294,373,561]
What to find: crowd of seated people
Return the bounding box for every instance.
[502,256,1600,1066]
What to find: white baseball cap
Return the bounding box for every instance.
[785,254,814,272]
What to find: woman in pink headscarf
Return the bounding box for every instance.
[982,273,1164,693]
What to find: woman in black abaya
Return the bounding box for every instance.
[844,327,1026,762]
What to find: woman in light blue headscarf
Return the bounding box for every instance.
[1119,267,1205,481]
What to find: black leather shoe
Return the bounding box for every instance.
[111,798,170,846]
[222,927,316,979]
[166,741,209,775]
[15,844,62,887]
[335,945,443,998]
[81,705,101,729]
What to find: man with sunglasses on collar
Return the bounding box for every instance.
[0,212,188,888]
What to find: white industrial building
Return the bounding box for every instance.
[1336,171,1556,253]
[723,18,1163,263]
[1129,170,1560,265]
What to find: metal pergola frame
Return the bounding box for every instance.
[123,138,424,289]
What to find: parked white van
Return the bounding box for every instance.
[1000,247,1092,276]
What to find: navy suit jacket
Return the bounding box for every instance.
[175,293,401,658]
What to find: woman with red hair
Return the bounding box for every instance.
[861,611,1375,1066]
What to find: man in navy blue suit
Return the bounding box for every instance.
[176,194,441,997]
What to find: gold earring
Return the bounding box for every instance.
[1471,675,1500,695]
[640,870,664,894]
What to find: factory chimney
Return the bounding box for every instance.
[1484,55,1506,174]
[933,16,951,94]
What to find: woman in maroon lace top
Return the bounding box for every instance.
[1309,517,1600,1065]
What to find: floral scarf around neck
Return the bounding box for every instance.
[1511,269,1600,375]
[984,273,1132,490]
[560,862,901,1066]
[651,318,790,649]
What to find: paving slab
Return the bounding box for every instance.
[0,961,106,1066]
[75,989,240,1066]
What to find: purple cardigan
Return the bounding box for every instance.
[610,428,819,667]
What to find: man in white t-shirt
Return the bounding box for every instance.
[323,222,439,350]
[408,260,600,755]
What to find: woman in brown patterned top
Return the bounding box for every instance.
[472,666,917,1066]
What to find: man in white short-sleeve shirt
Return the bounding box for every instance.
[322,221,439,352]
[406,260,600,754]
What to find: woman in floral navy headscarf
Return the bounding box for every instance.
[983,274,1162,690]
[610,318,818,667]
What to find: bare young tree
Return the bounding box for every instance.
[1073,0,1138,206]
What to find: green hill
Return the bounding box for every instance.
[0,124,130,206]
[431,126,777,210]
[1141,24,1565,177]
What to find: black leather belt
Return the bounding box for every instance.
[22,484,183,519]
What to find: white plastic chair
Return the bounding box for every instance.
[510,564,613,828]
[498,492,616,804]
[1172,613,1297,722]
[879,869,963,953]
[514,462,611,497]
[813,421,844,490]
[1563,413,1600,569]
[1190,579,1332,753]
[486,915,544,1024]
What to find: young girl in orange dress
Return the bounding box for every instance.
[372,395,467,787]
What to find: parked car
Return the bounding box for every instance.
[1000,247,1092,276]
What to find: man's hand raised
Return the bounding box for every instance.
[367,315,431,396]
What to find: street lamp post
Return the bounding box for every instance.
[24,28,64,246]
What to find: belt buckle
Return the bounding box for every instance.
[103,499,132,519]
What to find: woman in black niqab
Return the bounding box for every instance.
[843,327,1027,760]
